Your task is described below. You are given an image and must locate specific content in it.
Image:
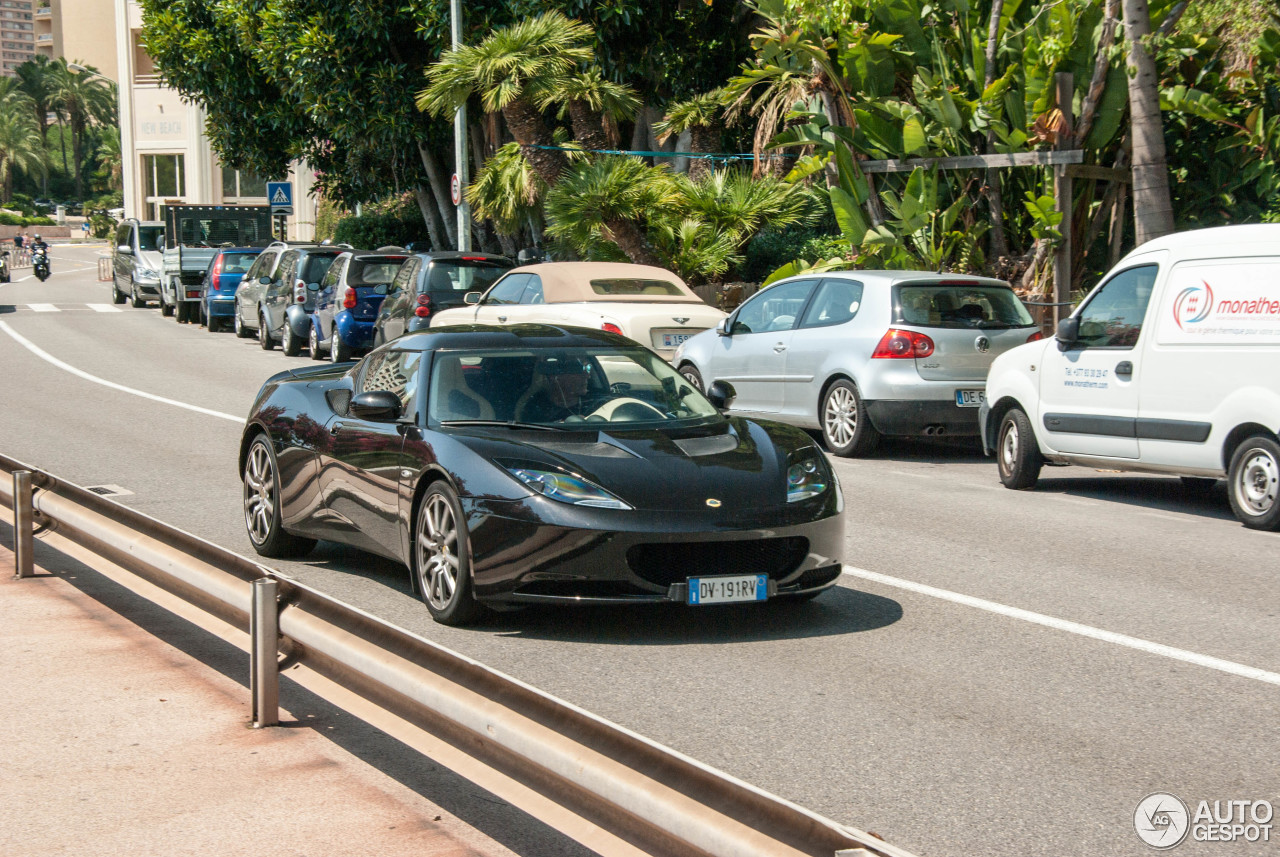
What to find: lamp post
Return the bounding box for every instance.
[451,0,471,252]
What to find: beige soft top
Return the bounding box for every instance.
[512,261,704,303]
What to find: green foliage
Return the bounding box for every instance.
[332,195,432,249]
[743,227,845,282]
[468,141,551,236]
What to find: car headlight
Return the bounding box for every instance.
[786,448,829,502]
[136,269,161,282]
[504,465,632,510]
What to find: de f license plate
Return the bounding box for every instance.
[955,389,985,407]
[687,574,769,605]
[661,331,698,348]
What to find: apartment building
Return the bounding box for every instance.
[1,0,36,73]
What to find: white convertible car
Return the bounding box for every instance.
[429,262,725,360]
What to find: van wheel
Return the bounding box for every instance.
[130,282,145,308]
[1227,435,1280,530]
[821,380,879,457]
[111,280,126,304]
[996,407,1042,489]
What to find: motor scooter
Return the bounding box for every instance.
[32,246,50,282]
[0,249,10,283]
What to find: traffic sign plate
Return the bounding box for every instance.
[267,181,293,215]
[450,174,461,206]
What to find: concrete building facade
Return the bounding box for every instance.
[113,0,315,236]
[50,0,118,80]
[2,0,37,72]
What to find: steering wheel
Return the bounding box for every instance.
[586,397,666,422]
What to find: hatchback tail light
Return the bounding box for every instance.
[601,322,623,335]
[210,254,224,290]
[414,293,433,319]
[872,328,934,359]
[343,287,357,309]
[294,279,306,303]
[1026,331,1044,343]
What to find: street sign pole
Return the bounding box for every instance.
[451,0,471,252]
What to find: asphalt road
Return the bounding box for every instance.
[3,244,1278,857]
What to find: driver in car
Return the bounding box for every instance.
[520,356,592,422]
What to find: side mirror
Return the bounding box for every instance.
[348,390,402,422]
[1056,317,1080,351]
[715,317,730,337]
[306,282,320,291]
[464,291,481,305]
[705,380,736,411]
[259,276,272,286]
[116,244,132,255]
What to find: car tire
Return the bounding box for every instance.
[281,322,304,356]
[679,364,704,393]
[414,481,484,626]
[309,321,326,361]
[996,406,1043,490]
[331,331,352,363]
[1227,435,1280,530]
[243,435,317,558]
[234,307,252,338]
[821,380,879,457]
[161,300,174,317]
[258,312,275,350]
[130,282,145,309]
[111,280,126,304]
[207,314,221,333]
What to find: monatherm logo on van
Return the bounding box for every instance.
[1172,282,1214,329]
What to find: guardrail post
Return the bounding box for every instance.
[250,578,279,728]
[12,470,33,579]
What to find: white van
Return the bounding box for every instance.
[980,224,1280,530]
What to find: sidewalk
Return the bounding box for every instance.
[0,542,527,857]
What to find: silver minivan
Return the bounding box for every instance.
[111,219,165,307]
[673,271,1041,456]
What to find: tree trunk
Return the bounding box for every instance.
[72,111,85,200]
[1076,0,1121,146]
[501,100,567,186]
[603,219,662,267]
[983,0,1009,261]
[415,142,457,248]
[1122,0,1175,244]
[688,125,719,181]
[567,101,611,155]
[411,185,447,251]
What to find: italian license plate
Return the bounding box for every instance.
[687,574,768,605]
[661,331,699,348]
[955,389,985,407]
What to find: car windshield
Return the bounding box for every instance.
[219,252,259,273]
[589,278,685,296]
[138,227,164,252]
[428,346,721,428]
[896,284,1034,329]
[426,260,511,293]
[349,259,404,286]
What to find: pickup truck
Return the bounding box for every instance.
[161,204,274,323]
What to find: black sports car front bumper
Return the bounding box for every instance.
[461,496,845,605]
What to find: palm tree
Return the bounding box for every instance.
[50,61,117,200]
[543,156,676,266]
[95,125,122,191]
[418,11,594,187]
[539,68,639,155]
[654,90,725,180]
[0,99,46,203]
[1122,0,1176,243]
[14,55,59,145]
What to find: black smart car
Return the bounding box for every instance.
[239,324,845,625]
[373,251,512,346]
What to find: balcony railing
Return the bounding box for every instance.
[36,34,51,44]
[133,72,162,86]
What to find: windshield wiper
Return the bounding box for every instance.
[439,420,563,432]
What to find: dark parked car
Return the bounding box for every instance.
[373,251,512,346]
[239,324,845,625]
[200,247,263,332]
[233,242,347,353]
[309,251,407,362]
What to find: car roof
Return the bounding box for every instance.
[1118,223,1280,261]
[411,251,513,264]
[215,247,263,254]
[395,323,633,352]
[503,261,703,303]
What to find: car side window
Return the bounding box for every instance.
[521,275,544,305]
[277,251,298,284]
[322,257,347,289]
[731,279,818,335]
[799,279,863,328]
[484,273,531,305]
[392,259,418,293]
[247,251,275,281]
[1073,264,1159,349]
[358,350,423,416]
[115,224,130,246]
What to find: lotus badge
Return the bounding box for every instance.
[706,498,722,508]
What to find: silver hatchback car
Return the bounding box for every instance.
[672,271,1042,456]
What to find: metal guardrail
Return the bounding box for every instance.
[1,453,915,857]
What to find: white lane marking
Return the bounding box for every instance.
[28,303,58,312]
[0,320,245,424]
[842,565,1280,687]
[86,304,123,313]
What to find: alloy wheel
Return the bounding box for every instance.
[417,493,460,611]
[824,385,857,448]
[243,442,276,546]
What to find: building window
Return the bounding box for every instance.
[220,166,269,201]
[141,154,186,221]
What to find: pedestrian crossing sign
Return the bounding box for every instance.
[267,182,293,215]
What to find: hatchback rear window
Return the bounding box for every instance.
[425,260,510,293]
[589,278,684,296]
[219,252,259,273]
[896,284,1034,329]
[349,259,404,286]
[301,254,339,284]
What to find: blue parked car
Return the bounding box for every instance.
[200,247,263,333]
[309,251,408,362]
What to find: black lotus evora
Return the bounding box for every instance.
[239,324,845,625]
